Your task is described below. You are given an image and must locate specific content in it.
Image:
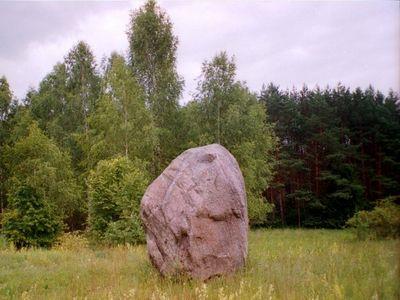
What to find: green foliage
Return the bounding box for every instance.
[1,0,398,239]
[0,76,13,217]
[189,52,277,226]
[88,156,149,245]
[261,84,400,228]
[128,0,182,119]
[64,41,100,131]
[247,194,273,226]
[83,53,156,170]
[4,122,81,227]
[0,76,12,121]
[29,63,69,144]
[128,0,183,173]
[30,42,100,176]
[347,196,400,239]
[2,185,62,248]
[103,217,145,246]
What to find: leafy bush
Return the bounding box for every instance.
[2,185,62,248]
[346,196,400,239]
[103,217,145,245]
[4,122,81,229]
[247,194,273,226]
[88,156,149,245]
[232,141,276,227]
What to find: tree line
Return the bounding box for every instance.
[261,84,399,228]
[0,0,398,247]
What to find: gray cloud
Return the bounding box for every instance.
[0,1,127,59]
[0,0,398,102]
[167,1,399,99]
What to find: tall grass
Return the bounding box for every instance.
[0,229,398,299]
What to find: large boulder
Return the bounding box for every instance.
[140,144,248,280]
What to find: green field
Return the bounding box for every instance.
[0,229,398,300]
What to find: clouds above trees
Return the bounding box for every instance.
[0,0,398,101]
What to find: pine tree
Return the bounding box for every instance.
[261,84,399,228]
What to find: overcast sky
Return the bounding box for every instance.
[0,0,399,103]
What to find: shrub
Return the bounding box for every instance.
[2,185,62,248]
[346,196,400,239]
[88,156,149,245]
[247,194,273,226]
[104,217,145,245]
[4,122,81,230]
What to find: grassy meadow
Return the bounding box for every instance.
[0,229,398,300]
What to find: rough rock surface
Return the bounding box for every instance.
[140,144,248,280]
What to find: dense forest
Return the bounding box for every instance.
[261,84,400,228]
[0,1,399,247]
